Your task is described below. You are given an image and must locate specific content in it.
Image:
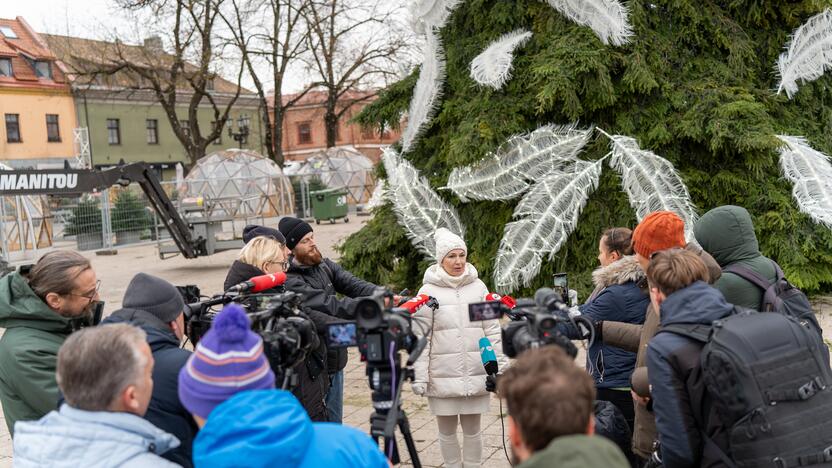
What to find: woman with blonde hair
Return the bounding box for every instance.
[411,228,507,468]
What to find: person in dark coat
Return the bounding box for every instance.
[693,205,777,310]
[279,217,384,423]
[561,228,647,466]
[100,273,196,468]
[224,235,334,421]
[646,249,733,468]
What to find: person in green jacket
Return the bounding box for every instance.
[693,205,777,310]
[0,251,100,436]
[499,346,629,468]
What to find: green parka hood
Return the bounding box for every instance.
[0,272,71,332]
[517,434,629,468]
[693,205,761,267]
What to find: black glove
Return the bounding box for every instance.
[485,374,498,393]
[577,317,603,342]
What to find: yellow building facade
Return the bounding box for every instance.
[0,86,77,165]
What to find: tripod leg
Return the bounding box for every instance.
[398,411,421,468]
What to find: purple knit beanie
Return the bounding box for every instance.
[178,303,275,419]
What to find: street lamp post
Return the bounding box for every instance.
[228,114,250,149]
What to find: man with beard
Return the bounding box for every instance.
[499,346,629,468]
[279,217,383,423]
[0,251,101,435]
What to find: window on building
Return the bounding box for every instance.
[46,114,60,142]
[33,61,51,79]
[146,119,158,144]
[107,118,121,145]
[298,122,312,144]
[5,114,21,143]
[180,120,191,137]
[0,58,11,77]
[0,26,17,39]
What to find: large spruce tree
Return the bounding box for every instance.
[340,0,832,297]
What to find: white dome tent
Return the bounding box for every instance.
[184,149,294,217]
[295,146,375,203]
[0,163,53,261]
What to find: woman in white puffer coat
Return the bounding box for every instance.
[411,228,507,468]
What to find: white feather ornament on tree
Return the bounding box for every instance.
[542,0,633,46]
[493,159,603,292]
[401,29,446,153]
[776,9,832,99]
[600,129,698,239]
[469,29,533,89]
[382,148,465,256]
[409,0,461,31]
[445,123,593,202]
[776,135,832,228]
[365,181,387,211]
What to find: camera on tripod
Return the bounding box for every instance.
[469,287,592,359]
[178,285,318,390]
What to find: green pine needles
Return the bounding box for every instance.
[341,0,832,297]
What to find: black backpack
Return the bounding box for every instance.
[723,260,823,336]
[660,309,832,468]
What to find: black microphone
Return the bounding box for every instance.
[479,337,499,376]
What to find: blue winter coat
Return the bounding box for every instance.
[13,404,180,467]
[647,281,734,468]
[193,389,388,468]
[565,256,649,389]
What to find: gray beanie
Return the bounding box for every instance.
[122,273,185,323]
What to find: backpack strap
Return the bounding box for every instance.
[722,263,774,291]
[771,445,832,468]
[658,323,713,343]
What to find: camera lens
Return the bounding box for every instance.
[355,299,383,329]
[539,316,556,331]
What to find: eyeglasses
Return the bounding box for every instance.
[67,279,101,304]
[268,260,289,271]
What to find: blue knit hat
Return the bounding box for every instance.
[178,304,275,419]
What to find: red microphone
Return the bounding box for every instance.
[398,294,437,314]
[226,272,287,293]
[485,293,516,309]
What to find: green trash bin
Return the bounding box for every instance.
[310,188,350,224]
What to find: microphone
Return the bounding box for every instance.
[485,292,516,310]
[398,294,439,314]
[225,272,287,294]
[479,337,498,376]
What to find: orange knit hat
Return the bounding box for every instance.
[632,211,686,258]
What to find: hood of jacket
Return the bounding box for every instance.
[224,260,266,291]
[0,272,70,332]
[659,281,733,326]
[103,309,180,353]
[13,404,179,467]
[693,205,760,267]
[422,262,478,289]
[592,256,645,290]
[194,389,313,467]
[518,434,629,468]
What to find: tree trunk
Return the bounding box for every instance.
[273,108,285,167]
[324,105,338,148]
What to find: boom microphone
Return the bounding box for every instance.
[398,294,438,314]
[479,337,499,376]
[485,292,516,309]
[225,272,287,294]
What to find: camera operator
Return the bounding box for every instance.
[225,234,336,421]
[499,346,629,467]
[100,273,196,467]
[178,304,388,468]
[279,217,392,423]
[411,228,506,468]
[0,251,100,435]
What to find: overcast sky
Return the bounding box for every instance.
[0,0,314,92]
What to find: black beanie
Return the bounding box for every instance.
[122,273,185,323]
[278,217,313,250]
[242,225,286,244]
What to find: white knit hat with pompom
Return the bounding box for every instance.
[434,228,467,262]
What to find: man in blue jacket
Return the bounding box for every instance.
[101,273,196,467]
[178,304,388,468]
[645,249,734,468]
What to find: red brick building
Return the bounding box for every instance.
[269,90,400,163]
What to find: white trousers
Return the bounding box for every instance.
[435,413,483,468]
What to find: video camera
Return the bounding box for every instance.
[469,287,594,359]
[178,284,318,390]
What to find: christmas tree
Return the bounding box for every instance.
[340,0,832,297]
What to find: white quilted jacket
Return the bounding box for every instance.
[412,263,506,398]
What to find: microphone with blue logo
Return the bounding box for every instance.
[479,337,499,392]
